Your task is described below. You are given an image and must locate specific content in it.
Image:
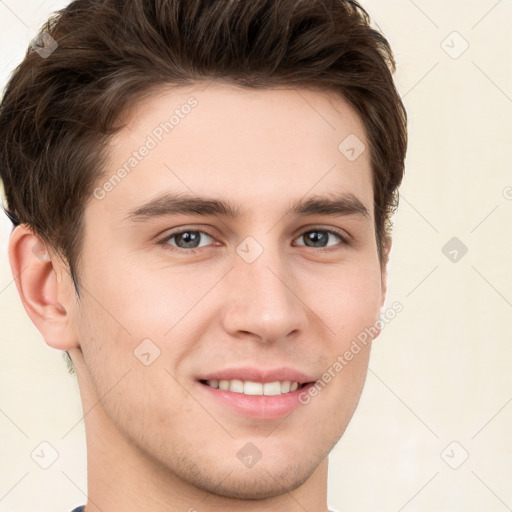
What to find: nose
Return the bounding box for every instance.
[220,244,308,344]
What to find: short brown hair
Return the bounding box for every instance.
[0,0,407,294]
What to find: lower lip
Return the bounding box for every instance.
[196,381,316,420]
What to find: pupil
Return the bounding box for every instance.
[306,231,327,247]
[177,232,199,248]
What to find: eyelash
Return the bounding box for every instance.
[156,226,351,254]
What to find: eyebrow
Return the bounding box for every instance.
[123,191,370,222]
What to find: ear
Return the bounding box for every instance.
[8,224,80,351]
[379,239,392,310]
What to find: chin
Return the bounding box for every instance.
[195,461,317,500]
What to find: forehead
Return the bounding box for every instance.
[90,82,373,221]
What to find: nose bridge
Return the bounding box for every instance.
[222,237,305,341]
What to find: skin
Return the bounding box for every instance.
[9,82,389,512]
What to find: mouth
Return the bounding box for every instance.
[195,367,318,419]
[199,379,311,396]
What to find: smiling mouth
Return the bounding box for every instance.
[199,379,311,396]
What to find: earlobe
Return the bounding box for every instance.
[8,225,80,351]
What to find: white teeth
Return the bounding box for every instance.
[204,379,301,395]
[281,381,291,393]
[263,381,281,396]
[230,379,244,393]
[244,381,263,395]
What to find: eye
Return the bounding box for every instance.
[159,229,215,250]
[157,226,350,254]
[293,228,348,249]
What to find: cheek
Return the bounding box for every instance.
[79,236,383,353]
[73,261,210,400]
[304,261,383,342]
[79,253,192,335]
[314,263,381,415]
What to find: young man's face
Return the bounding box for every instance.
[66,83,386,499]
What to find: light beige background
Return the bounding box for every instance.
[1,1,511,511]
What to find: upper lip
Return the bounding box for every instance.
[197,367,317,384]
